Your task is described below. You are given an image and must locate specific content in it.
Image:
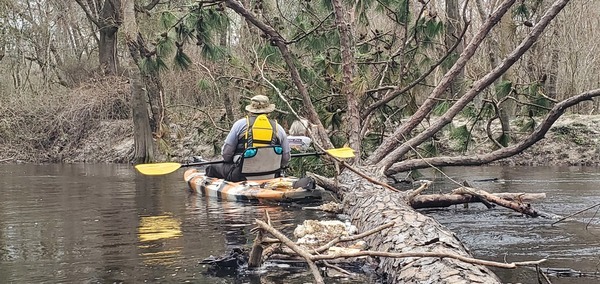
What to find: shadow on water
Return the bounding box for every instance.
[1,164,599,283]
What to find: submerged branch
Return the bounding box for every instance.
[551,203,600,226]
[310,250,546,269]
[255,219,324,284]
[310,222,394,254]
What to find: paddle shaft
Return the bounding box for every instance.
[181,152,324,168]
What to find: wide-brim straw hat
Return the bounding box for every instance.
[245,95,276,114]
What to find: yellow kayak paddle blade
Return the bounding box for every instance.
[324,147,355,158]
[135,162,182,176]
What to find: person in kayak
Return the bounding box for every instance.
[287,119,312,151]
[205,95,291,182]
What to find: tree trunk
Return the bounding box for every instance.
[135,33,166,135]
[219,30,234,122]
[495,12,518,146]
[98,0,121,75]
[445,0,465,98]
[411,192,546,209]
[316,171,502,283]
[331,0,361,163]
[143,68,165,135]
[130,64,154,164]
[122,0,154,163]
[545,28,560,99]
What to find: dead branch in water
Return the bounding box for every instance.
[310,222,394,254]
[410,192,547,209]
[311,174,551,217]
[253,218,547,283]
[249,210,274,268]
[407,180,432,200]
[551,203,600,226]
[255,219,325,284]
[452,187,558,218]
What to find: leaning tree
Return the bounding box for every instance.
[148,0,598,282]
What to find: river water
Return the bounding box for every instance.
[0,164,598,283]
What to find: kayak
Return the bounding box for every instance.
[183,168,322,202]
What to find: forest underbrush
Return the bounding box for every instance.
[1,78,599,169]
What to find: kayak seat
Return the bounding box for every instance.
[240,146,283,180]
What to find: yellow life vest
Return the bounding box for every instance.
[244,114,278,148]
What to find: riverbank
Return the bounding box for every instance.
[491,113,600,166]
[1,112,599,167]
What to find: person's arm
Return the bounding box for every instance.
[221,143,236,162]
[222,119,246,162]
[277,125,291,166]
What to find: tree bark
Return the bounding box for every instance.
[320,171,503,283]
[445,0,465,98]
[331,0,361,163]
[495,12,517,146]
[75,0,121,75]
[129,63,154,164]
[219,31,235,122]
[98,0,121,75]
[411,192,546,209]
[0,42,5,62]
[545,28,560,99]
[132,33,166,134]
[123,0,153,163]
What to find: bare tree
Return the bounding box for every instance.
[74,0,122,75]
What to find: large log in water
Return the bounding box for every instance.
[317,171,502,283]
[411,192,546,209]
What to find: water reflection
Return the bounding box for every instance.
[138,214,182,266]
[138,215,183,242]
[184,190,325,246]
[0,164,599,283]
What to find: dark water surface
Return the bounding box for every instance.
[1,164,599,283]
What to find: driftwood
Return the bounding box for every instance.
[410,192,546,209]
[451,187,558,218]
[248,225,264,267]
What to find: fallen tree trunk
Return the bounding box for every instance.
[313,171,505,283]
[250,218,544,284]
[451,187,558,218]
[410,192,546,209]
